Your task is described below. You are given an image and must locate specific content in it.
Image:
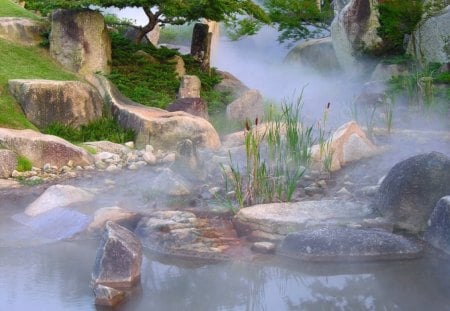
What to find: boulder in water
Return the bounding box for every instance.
[425,196,450,255]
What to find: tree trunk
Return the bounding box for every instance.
[133,7,159,44]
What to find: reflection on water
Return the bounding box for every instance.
[1,239,450,311]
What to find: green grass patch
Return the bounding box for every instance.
[0,0,40,19]
[0,38,77,129]
[16,155,32,172]
[43,117,135,144]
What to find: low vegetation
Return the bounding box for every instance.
[16,155,32,172]
[0,0,40,19]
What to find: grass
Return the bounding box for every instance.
[0,39,77,129]
[43,117,135,144]
[16,155,32,172]
[0,0,40,19]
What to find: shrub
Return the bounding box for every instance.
[16,155,32,172]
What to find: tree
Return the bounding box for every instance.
[264,0,333,45]
[26,0,270,44]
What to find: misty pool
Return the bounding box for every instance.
[1,238,450,311]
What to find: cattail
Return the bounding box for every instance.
[255,117,259,126]
[245,120,250,131]
[327,102,331,109]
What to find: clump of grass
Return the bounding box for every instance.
[0,0,40,19]
[16,155,32,172]
[43,117,135,144]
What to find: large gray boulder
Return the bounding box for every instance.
[375,152,450,233]
[284,37,340,73]
[92,221,142,288]
[214,70,249,100]
[330,0,382,74]
[226,89,264,122]
[407,5,450,66]
[425,196,450,254]
[50,9,111,75]
[86,74,220,151]
[8,79,103,129]
[0,17,45,46]
[279,226,423,262]
[0,149,17,178]
[0,128,94,168]
[234,200,388,241]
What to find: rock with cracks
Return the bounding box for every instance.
[92,221,142,288]
[0,128,94,168]
[279,226,423,262]
[86,74,220,151]
[375,152,450,233]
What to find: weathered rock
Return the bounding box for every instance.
[370,63,409,81]
[226,89,264,122]
[0,17,45,46]
[407,5,450,66]
[375,152,450,233]
[214,70,249,100]
[311,121,379,172]
[234,200,384,241]
[167,98,209,120]
[425,196,450,254]
[88,207,140,233]
[191,23,212,71]
[330,0,382,74]
[167,55,186,78]
[177,75,201,99]
[93,284,125,307]
[135,211,236,260]
[0,128,94,168]
[8,79,103,129]
[149,168,192,197]
[24,184,94,216]
[284,37,340,73]
[251,242,276,254]
[279,226,423,262]
[86,74,220,151]
[0,149,17,178]
[50,9,111,75]
[92,221,142,288]
[80,141,130,155]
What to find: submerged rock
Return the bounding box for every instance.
[425,196,450,255]
[92,221,142,288]
[93,284,125,307]
[88,206,140,233]
[279,226,423,262]
[375,152,450,233]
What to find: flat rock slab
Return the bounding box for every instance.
[279,226,423,262]
[234,200,386,241]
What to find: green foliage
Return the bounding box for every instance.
[377,0,423,55]
[0,0,40,19]
[159,23,194,45]
[0,38,76,129]
[16,155,32,172]
[264,0,333,45]
[43,117,135,144]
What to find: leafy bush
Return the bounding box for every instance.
[377,0,423,55]
[44,117,135,144]
[16,155,32,172]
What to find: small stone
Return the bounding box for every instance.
[128,164,138,170]
[317,180,327,188]
[64,171,77,178]
[95,161,107,170]
[145,145,154,153]
[106,164,120,172]
[336,187,351,196]
[75,166,82,170]
[67,160,74,167]
[124,141,134,149]
[251,242,276,254]
[60,165,71,173]
[11,170,20,178]
[95,152,115,162]
[135,161,147,167]
[94,284,125,307]
[43,163,51,172]
[143,152,157,165]
[162,152,175,163]
[126,153,138,162]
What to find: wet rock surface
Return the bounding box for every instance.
[375,152,450,233]
[93,284,125,307]
[279,226,423,262]
[425,196,450,255]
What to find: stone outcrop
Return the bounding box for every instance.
[50,9,111,75]
[135,211,237,260]
[375,152,450,233]
[234,200,388,241]
[214,71,249,100]
[407,5,450,66]
[24,184,94,216]
[330,0,382,74]
[0,17,45,46]
[92,221,142,288]
[311,121,379,172]
[425,196,450,255]
[8,79,103,129]
[177,75,201,99]
[284,37,340,73]
[226,89,264,122]
[86,74,220,151]
[0,128,94,168]
[279,226,423,261]
[191,23,211,71]
[88,206,140,233]
[167,98,209,120]
[370,63,409,81]
[0,149,17,178]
